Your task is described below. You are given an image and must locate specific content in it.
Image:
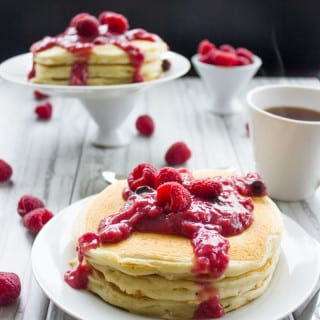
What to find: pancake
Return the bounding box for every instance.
[32,57,164,85]
[87,250,279,319]
[28,12,169,85]
[88,249,279,302]
[68,168,282,319]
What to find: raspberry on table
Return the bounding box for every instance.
[156,182,191,212]
[0,272,21,306]
[0,159,13,182]
[127,163,158,191]
[23,208,54,234]
[75,15,100,38]
[189,178,223,199]
[154,167,183,188]
[17,195,45,217]
[165,142,192,166]
[99,11,129,34]
[135,115,155,136]
[33,90,49,100]
[35,102,53,120]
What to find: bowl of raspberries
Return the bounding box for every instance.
[192,40,262,114]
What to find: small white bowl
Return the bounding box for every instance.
[192,54,262,114]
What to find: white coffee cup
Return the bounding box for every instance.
[247,84,320,201]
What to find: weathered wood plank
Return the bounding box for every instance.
[0,82,88,320]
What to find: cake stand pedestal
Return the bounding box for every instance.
[82,92,139,147]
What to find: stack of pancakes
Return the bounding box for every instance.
[30,40,168,85]
[72,171,282,319]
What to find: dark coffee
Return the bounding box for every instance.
[265,106,320,121]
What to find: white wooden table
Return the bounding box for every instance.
[0,77,319,320]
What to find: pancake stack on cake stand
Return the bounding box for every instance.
[0,52,190,147]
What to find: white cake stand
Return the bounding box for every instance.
[0,52,190,147]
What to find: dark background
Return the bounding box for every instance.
[1,0,320,77]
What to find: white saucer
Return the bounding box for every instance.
[31,196,320,320]
[0,52,190,146]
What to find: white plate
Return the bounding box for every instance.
[0,51,190,97]
[32,196,320,320]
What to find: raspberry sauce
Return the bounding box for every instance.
[29,25,163,85]
[64,169,266,319]
[64,232,99,289]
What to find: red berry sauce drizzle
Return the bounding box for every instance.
[28,12,166,85]
[64,164,267,319]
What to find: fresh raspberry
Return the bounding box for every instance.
[35,102,52,120]
[237,56,252,66]
[0,159,12,182]
[0,272,21,305]
[165,142,192,166]
[212,50,239,66]
[156,182,191,212]
[236,47,254,61]
[70,12,92,27]
[99,11,129,33]
[75,15,99,38]
[127,163,158,191]
[23,208,53,234]
[17,195,45,217]
[33,90,49,100]
[161,59,171,72]
[198,40,216,56]
[135,115,155,136]
[189,178,222,199]
[154,167,183,188]
[220,44,236,54]
[199,50,214,64]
